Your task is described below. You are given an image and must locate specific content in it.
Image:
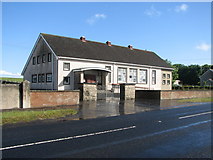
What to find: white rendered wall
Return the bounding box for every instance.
[57,58,170,91]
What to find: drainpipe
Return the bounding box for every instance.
[113,63,115,84]
[52,54,54,90]
[149,67,151,90]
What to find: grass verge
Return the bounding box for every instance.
[0,108,77,125]
[178,97,212,103]
[0,77,23,82]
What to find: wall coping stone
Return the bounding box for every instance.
[79,83,97,85]
[30,90,80,92]
[120,83,136,85]
[161,90,212,92]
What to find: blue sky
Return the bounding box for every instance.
[1,2,211,77]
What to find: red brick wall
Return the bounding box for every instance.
[161,90,212,99]
[30,90,79,108]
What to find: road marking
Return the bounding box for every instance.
[48,119,212,158]
[179,111,212,120]
[0,125,136,151]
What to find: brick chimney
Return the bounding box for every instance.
[80,36,86,42]
[106,41,112,46]
[128,45,133,50]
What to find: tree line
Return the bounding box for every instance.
[165,60,212,85]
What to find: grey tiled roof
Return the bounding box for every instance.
[41,33,172,69]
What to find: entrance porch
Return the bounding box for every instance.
[73,67,111,90]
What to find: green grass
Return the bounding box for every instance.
[178,97,212,103]
[0,108,77,125]
[0,77,23,82]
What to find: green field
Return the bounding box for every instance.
[0,77,23,82]
[178,97,212,103]
[0,108,77,125]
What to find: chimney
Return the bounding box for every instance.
[80,36,86,42]
[106,41,112,46]
[128,45,133,50]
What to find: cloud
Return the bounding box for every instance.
[196,43,211,51]
[144,6,161,17]
[175,4,188,12]
[0,70,22,77]
[86,13,107,25]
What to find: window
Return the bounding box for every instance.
[38,74,42,83]
[42,54,46,63]
[48,53,51,62]
[129,68,137,83]
[167,80,170,85]
[118,67,127,83]
[46,73,52,82]
[162,80,166,85]
[167,74,170,79]
[63,63,70,71]
[162,74,166,79]
[139,69,147,84]
[32,74,37,83]
[41,74,45,82]
[37,56,41,64]
[105,66,111,83]
[63,77,70,85]
[32,57,36,65]
[152,70,156,85]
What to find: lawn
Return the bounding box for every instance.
[0,108,77,125]
[178,97,212,103]
[0,77,23,83]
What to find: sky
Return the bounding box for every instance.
[1,2,212,77]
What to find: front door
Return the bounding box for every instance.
[85,74,96,83]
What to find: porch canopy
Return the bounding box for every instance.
[72,67,111,73]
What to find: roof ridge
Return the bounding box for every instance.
[40,33,154,53]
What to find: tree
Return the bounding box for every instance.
[165,60,211,85]
[165,59,179,84]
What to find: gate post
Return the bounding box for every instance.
[79,83,97,101]
[120,83,135,100]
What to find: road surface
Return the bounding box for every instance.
[1,103,212,158]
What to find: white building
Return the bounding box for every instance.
[22,33,173,91]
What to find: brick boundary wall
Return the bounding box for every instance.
[30,90,80,108]
[161,90,212,100]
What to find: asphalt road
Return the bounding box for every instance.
[1,103,212,158]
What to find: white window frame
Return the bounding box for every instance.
[37,56,41,64]
[63,76,70,85]
[46,73,52,82]
[129,68,137,83]
[32,57,36,65]
[41,74,45,82]
[38,74,42,83]
[118,67,127,83]
[167,80,170,85]
[48,53,52,62]
[167,74,170,79]
[63,63,70,71]
[32,74,37,83]
[152,70,156,85]
[42,54,46,63]
[105,66,112,83]
[139,69,147,84]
